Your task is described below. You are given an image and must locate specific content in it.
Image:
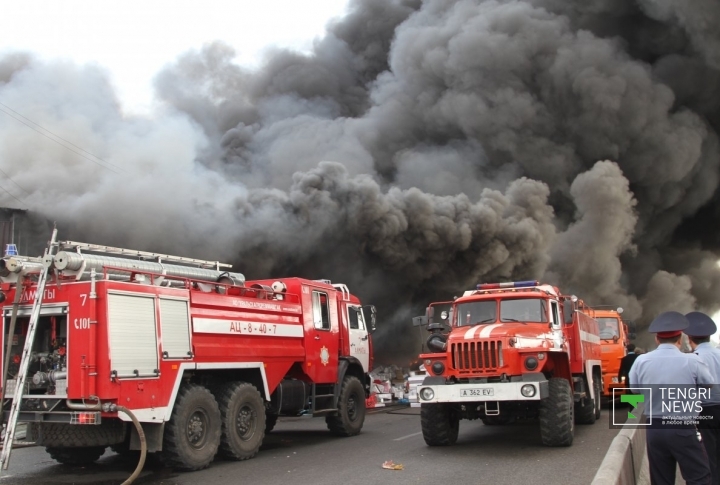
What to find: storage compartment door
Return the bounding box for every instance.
[159,298,192,359]
[107,293,158,378]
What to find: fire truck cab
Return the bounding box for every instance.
[0,238,376,472]
[414,280,602,447]
[589,307,635,399]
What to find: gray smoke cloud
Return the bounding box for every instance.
[1,0,720,362]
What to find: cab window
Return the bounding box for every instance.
[348,306,365,330]
[550,301,560,327]
[500,298,548,323]
[455,301,497,327]
[312,291,330,330]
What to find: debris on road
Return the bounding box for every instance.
[382,460,404,470]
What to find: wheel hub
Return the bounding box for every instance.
[187,410,208,448]
[236,404,257,440]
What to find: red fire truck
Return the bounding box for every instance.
[414,281,602,447]
[0,233,376,471]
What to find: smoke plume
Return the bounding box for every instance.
[2,0,720,362]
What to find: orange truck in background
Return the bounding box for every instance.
[588,307,635,399]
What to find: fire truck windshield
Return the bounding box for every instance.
[456,300,497,327]
[500,298,548,323]
[597,317,620,339]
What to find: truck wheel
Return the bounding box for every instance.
[46,446,106,465]
[110,427,138,459]
[594,376,602,420]
[421,403,459,446]
[575,376,598,425]
[265,414,279,433]
[539,378,574,446]
[217,382,265,461]
[325,376,366,436]
[162,384,221,471]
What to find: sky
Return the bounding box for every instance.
[0,0,351,114]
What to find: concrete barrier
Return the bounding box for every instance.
[591,421,646,485]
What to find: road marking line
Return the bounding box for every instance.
[393,431,423,441]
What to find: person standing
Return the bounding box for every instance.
[629,311,713,485]
[618,343,640,389]
[685,312,720,485]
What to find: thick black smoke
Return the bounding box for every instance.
[1,0,720,362]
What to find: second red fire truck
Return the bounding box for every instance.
[414,280,602,447]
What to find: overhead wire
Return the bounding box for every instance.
[0,181,25,206]
[0,166,30,195]
[0,102,125,174]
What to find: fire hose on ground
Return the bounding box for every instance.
[115,406,147,485]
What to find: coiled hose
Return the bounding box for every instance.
[115,406,147,485]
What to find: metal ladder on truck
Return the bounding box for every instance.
[0,228,58,472]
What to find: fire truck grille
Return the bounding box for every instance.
[451,340,503,372]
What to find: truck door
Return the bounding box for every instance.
[304,287,339,383]
[347,305,370,373]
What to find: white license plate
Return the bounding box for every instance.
[460,388,494,397]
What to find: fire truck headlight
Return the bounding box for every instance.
[420,387,435,401]
[524,356,539,371]
[431,362,445,375]
[521,384,536,398]
[612,377,619,383]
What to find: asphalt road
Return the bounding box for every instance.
[0,404,628,485]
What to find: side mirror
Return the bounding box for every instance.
[363,305,377,332]
[412,315,428,327]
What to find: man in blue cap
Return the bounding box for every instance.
[685,312,720,485]
[630,311,713,485]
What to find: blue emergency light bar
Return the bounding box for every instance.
[476,280,539,290]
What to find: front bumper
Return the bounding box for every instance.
[417,378,550,404]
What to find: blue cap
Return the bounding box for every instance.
[684,312,717,338]
[648,311,689,335]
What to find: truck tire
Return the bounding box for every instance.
[421,403,459,446]
[575,378,600,424]
[161,384,221,471]
[594,376,602,420]
[109,427,136,457]
[325,375,365,436]
[539,378,574,446]
[46,446,106,465]
[265,414,279,433]
[217,382,265,461]
[33,421,125,447]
